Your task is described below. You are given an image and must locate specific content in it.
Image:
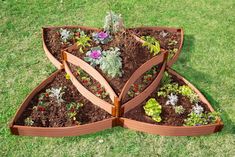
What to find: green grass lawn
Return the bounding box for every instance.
[0,0,235,156]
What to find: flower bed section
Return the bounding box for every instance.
[9,70,114,137]
[121,68,223,136]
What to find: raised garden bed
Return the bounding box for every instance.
[10,11,223,137]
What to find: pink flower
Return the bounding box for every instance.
[98,32,108,39]
[89,50,102,59]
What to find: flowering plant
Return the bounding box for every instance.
[92,31,112,44]
[84,47,103,66]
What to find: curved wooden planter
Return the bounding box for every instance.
[10,25,223,137]
[121,68,223,136]
[9,70,115,137]
[42,26,101,69]
[129,26,184,67]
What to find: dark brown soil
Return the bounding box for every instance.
[16,71,112,127]
[44,27,95,62]
[123,75,210,126]
[129,28,181,51]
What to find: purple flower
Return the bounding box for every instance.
[89,50,102,59]
[98,32,108,39]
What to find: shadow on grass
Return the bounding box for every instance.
[175,34,235,135]
[200,90,235,135]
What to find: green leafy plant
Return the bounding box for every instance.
[104,11,124,33]
[160,72,172,86]
[91,83,109,99]
[24,117,34,126]
[76,34,91,53]
[77,67,87,77]
[179,85,199,103]
[168,48,178,59]
[141,36,160,56]
[174,105,185,115]
[157,83,179,97]
[99,47,122,78]
[143,98,162,122]
[184,111,220,126]
[143,66,158,83]
[67,102,83,121]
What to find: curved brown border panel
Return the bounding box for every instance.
[42,26,101,69]
[121,118,223,136]
[9,69,115,137]
[10,118,115,137]
[129,26,184,67]
[63,60,114,114]
[121,68,223,136]
[120,53,166,113]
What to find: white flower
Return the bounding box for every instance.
[192,103,204,114]
[166,93,178,106]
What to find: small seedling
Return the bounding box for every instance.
[127,84,143,97]
[174,105,185,114]
[65,73,70,80]
[67,102,83,121]
[168,39,178,46]
[24,117,34,126]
